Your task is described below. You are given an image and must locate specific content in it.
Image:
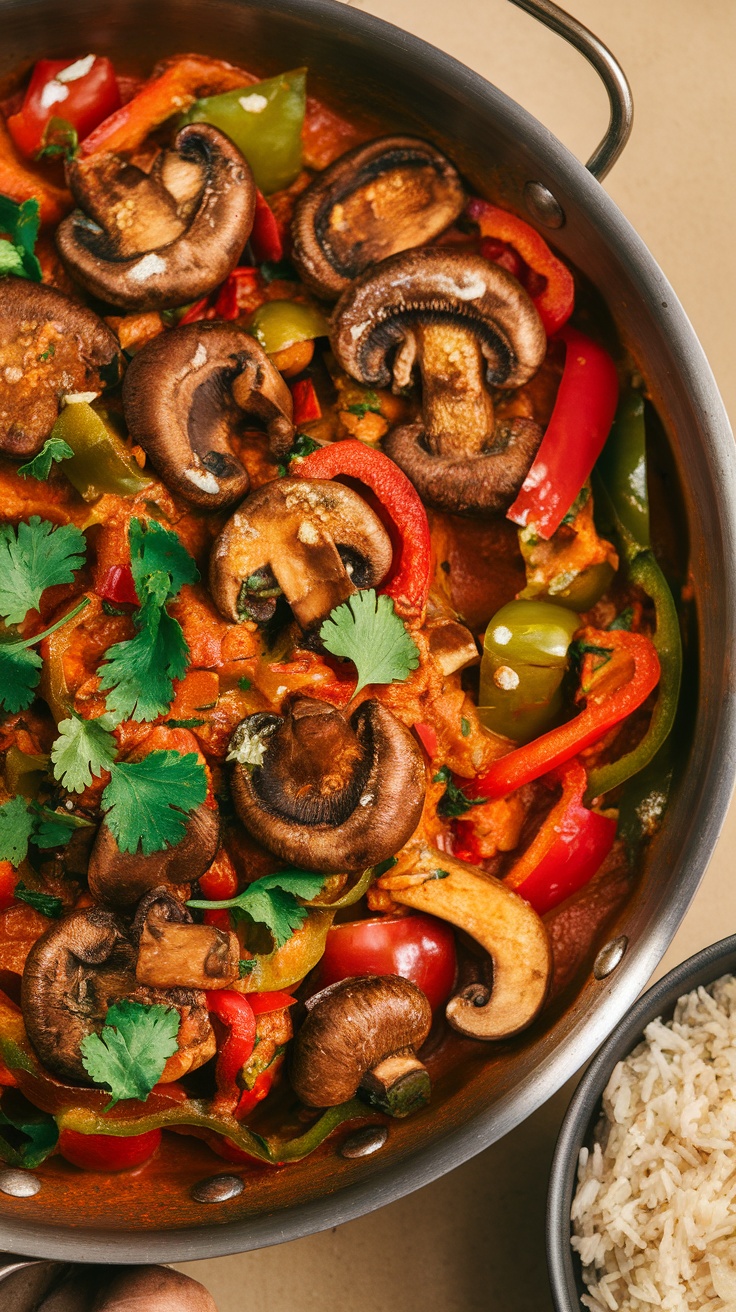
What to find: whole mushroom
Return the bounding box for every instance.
[292,135,465,299]
[56,124,256,310]
[330,247,547,515]
[0,278,124,459]
[88,803,220,908]
[10,1262,219,1312]
[291,975,432,1116]
[132,887,239,991]
[210,477,393,630]
[228,696,426,873]
[122,323,294,510]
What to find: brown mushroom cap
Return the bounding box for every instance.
[291,975,432,1108]
[21,908,136,1082]
[291,135,465,299]
[56,124,256,311]
[0,278,124,459]
[88,803,220,908]
[133,887,239,990]
[122,323,294,510]
[34,1263,218,1312]
[230,696,426,873]
[331,247,546,514]
[209,477,393,629]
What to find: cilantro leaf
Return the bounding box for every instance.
[14,883,63,918]
[30,804,93,850]
[51,711,118,794]
[319,589,419,698]
[98,597,189,722]
[18,438,74,482]
[0,597,90,713]
[189,868,326,950]
[129,518,199,604]
[0,517,87,625]
[0,195,42,282]
[0,1095,59,1168]
[101,749,207,856]
[434,765,486,818]
[0,243,25,277]
[0,796,35,866]
[80,1000,180,1109]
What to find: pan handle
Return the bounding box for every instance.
[508,0,633,180]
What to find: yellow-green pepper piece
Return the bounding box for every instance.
[182,69,306,195]
[478,600,579,743]
[4,745,49,798]
[50,403,150,502]
[249,299,330,355]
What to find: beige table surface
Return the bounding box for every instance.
[176,2,736,1306]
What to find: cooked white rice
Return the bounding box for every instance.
[571,974,736,1311]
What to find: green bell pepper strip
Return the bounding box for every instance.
[478,600,580,743]
[50,402,151,501]
[585,393,682,800]
[182,69,306,195]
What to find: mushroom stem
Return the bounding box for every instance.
[360,1048,431,1117]
[415,322,495,457]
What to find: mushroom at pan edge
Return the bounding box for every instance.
[228,696,426,874]
[290,974,432,1116]
[122,322,294,510]
[209,476,393,630]
[330,247,547,515]
[87,802,220,908]
[56,123,256,311]
[132,887,240,991]
[0,278,124,459]
[47,1265,218,1312]
[383,851,551,1040]
[291,134,465,299]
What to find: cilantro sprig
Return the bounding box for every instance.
[101,749,207,855]
[319,589,419,699]
[189,869,327,950]
[0,195,42,282]
[18,438,74,482]
[0,1094,59,1168]
[0,596,90,713]
[0,794,92,868]
[51,711,118,794]
[96,519,199,723]
[80,1000,180,1109]
[0,518,87,626]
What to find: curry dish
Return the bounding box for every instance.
[0,52,681,1176]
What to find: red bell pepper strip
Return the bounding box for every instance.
[7,56,120,159]
[290,378,322,424]
[466,627,661,800]
[0,862,18,913]
[295,439,431,620]
[248,991,296,1015]
[503,759,616,915]
[213,266,260,320]
[250,190,284,263]
[179,296,213,325]
[198,850,239,900]
[206,990,256,1111]
[466,197,575,336]
[507,325,619,540]
[96,564,138,607]
[413,721,438,760]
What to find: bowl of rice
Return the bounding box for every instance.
[547,934,736,1312]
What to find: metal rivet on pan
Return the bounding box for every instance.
[523,181,566,230]
[191,1173,244,1204]
[340,1126,388,1159]
[0,1168,41,1197]
[594,935,629,980]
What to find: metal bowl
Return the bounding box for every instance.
[1,0,735,1267]
[547,933,736,1311]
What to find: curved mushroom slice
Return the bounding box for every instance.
[331,247,546,515]
[387,852,550,1039]
[0,278,124,459]
[292,135,465,299]
[56,124,256,310]
[230,696,426,873]
[210,476,392,629]
[88,802,220,907]
[122,323,294,510]
[21,908,136,1083]
[133,887,239,990]
[291,975,432,1116]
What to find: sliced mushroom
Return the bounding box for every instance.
[331,247,546,515]
[133,887,239,990]
[122,323,294,509]
[0,278,124,459]
[426,617,480,676]
[88,804,220,908]
[292,135,465,299]
[21,908,136,1082]
[387,852,550,1039]
[230,696,426,873]
[210,477,393,629]
[56,124,256,310]
[291,975,432,1116]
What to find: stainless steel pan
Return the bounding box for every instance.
[0,0,734,1270]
